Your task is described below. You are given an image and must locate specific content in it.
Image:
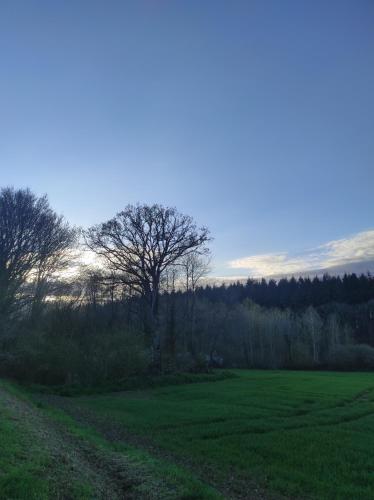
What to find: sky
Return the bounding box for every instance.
[0,0,373,279]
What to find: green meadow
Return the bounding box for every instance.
[2,370,374,499]
[74,370,374,499]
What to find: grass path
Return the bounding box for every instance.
[0,384,155,499]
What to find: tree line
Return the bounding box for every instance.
[197,273,374,308]
[0,186,373,387]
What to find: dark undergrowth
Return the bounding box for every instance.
[14,370,238,397]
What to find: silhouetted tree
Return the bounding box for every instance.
[0,187,76,331]
[181,252,211,358]
[85,204,210,366]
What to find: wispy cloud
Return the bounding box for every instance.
[228,230,374,278]
[320,231,374,267]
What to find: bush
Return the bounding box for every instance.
[328,344,374,371]
[7,328,148,386]
[29,370,238,396]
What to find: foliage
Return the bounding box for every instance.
[27,370,237,397]
[7,327,148,386]
[328,344,374,370]
[198,274,374,308]
[0,186,373,381]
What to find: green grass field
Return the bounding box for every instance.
[2,370,374,499]
[75,370,374,499]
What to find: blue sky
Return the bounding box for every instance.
[0,0,373,278]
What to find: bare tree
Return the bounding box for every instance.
[180,252,211,358]
[182,252,211,293]
[79,267,106,311]
[303,306,323,365]
[85,204,210,362]
[30,212,78,320]
[0,187,77,329]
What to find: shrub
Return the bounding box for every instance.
[328,344,374,371]
[7,328,148,386]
